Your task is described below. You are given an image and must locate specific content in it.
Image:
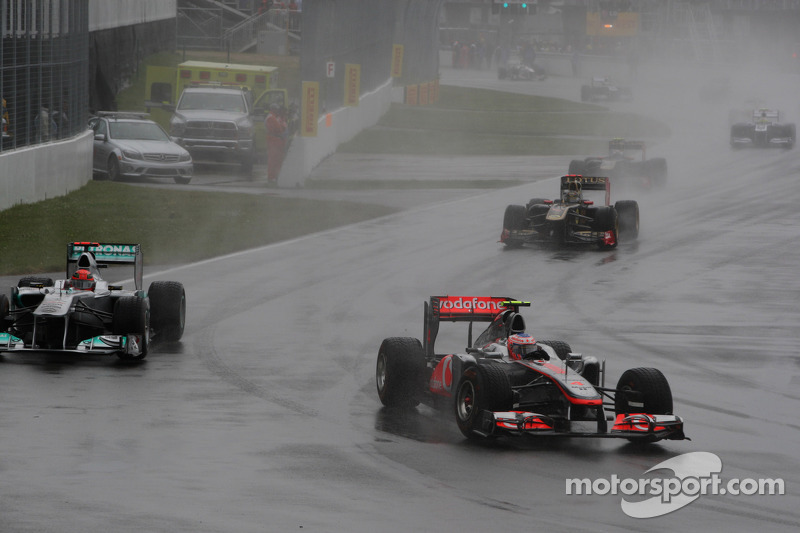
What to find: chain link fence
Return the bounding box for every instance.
[1,0,89,153]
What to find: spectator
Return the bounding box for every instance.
[265,103,288,184]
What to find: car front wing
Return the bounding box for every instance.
[474,409,687,442]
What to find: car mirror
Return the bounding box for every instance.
[94,133,106,141]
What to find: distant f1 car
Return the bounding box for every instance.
[498,61,547,81]
[376,296,687,443]
[500,174,639,250]
[580,77,633,102]
[0,242,186,361]
[568,139,668,189]
[730,108,795,149]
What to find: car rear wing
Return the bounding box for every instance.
[608,138,646,160]
[753,108,779,121]
[423,296,529,357]
[66,242,143,290]
[560,175,611,206]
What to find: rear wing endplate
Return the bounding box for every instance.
[66,242,143,290]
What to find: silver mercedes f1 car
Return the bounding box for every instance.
[0,242,186,361]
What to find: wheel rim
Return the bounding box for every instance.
[108,158,120,181]
[376,353,387,393]
[456,380,475,421]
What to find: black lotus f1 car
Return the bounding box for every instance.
[730,109,795,149]
[376,296,687,442]
[568,139,667,190]
[500,175,639,250]
[0,242,186,361]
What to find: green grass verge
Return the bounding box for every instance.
[0,181,397,275]
[338,85,670,155]
[305,179,525,190]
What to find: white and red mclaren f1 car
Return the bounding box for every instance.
[376,296,687,442]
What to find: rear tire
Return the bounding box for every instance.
[454,363,513,439]
[614,367,673,415]
[568,159,585,175]
[376,337,426,408]
[148,281,186,342]
[645,158,668,187]
[537,340,572,360]
[17,276,54,288]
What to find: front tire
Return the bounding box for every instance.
[376,337,426,408]
[614,367,673,415]
[112,296,150,361]
[593,206,618,250]
[108,156,121,181]
[503,204,526,231]
[615,200,640,241]
[454,363,512,439]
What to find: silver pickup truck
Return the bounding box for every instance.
[169,85,258,175]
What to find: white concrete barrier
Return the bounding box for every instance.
[278,78,395,188]
[0,131,93,211]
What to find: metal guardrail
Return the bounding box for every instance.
[222,8,301,54]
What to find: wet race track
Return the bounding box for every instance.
[1,63,799,532]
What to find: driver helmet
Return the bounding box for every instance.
[507,333,540,360]
[71,269,96,291]
[562,180,582,204]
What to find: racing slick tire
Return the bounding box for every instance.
[525,197,549,216]
[614,367,673,416]
[454,363,513,439]
[107,156,122,181]
[614,200,640,241]
[730,123,751,149]
[17,276,54,287]
[536,340,572,360]
[376,337,426,408]
[785,123,796,149]
[568,160,586,176]
[148,281,186,342]
[0,294,9,332]
[112,296,150,361]
[503,205,526,231]
[592,206,618,250]
[644,157,668,187]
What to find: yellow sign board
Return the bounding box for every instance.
[391,44,404,78]
[301,81,319,137]
[344,64,361,107]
